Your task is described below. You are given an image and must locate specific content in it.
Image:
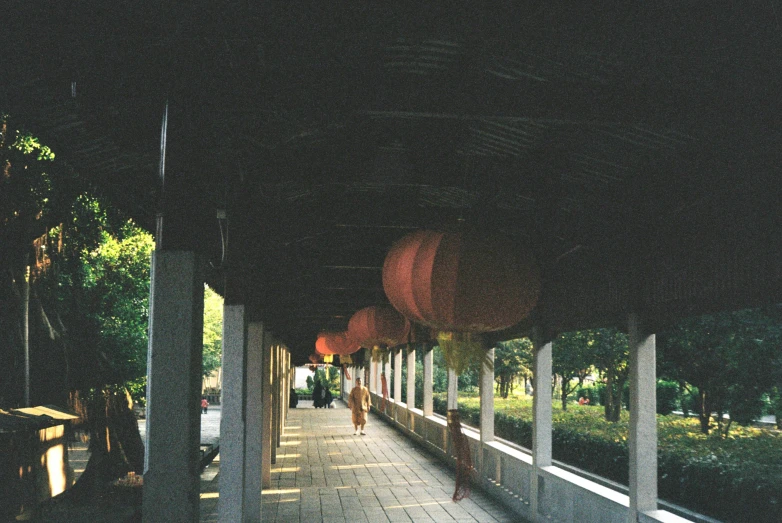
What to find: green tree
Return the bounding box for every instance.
[553,331,594,410]
[659,307,782,435]
[494,338,533,398]
[202,285,223,379]
[588,328,629,422]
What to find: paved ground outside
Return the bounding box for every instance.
[137,404,221,446]
[199,400,522,522]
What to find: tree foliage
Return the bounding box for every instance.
[552,331,594,410]
[202,285,223,379]
[494,338,533,398]
[659,307,782,435]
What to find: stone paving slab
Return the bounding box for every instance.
[200,400,522,522]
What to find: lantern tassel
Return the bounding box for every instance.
[343,365,351,380]
[447,409,474,501]
[438,331,492,375]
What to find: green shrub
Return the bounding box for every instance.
[426,394,782,522]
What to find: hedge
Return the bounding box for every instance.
[431,393,782,523]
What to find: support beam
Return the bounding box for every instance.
[143,251,204,522]
[628,313,658,522]
[406,346,416,408]
[480,347,495,443]
[531,332,553,521]
[422,345,433,416]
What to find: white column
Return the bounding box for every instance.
[218,305,248,522]
[143,251,204,522]
[375,356,386,397]
[393,349,402,402]
[262,340,272,488]
[406,346,416,408]
[480,347,495,442]
[531,333,553,521]
[447,368,458,410]
[369,357,377,393]
[628,313,658,522]
[422,345,433,416]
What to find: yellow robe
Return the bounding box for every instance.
[348,385,371,426]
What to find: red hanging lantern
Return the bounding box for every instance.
[382,229,540,333]
[347,305,410,348]
[316,331,360,356]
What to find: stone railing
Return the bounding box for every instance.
[364,392,714,523]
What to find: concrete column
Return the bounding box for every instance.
[447,367,458,410]
[218,305,248,522]
[143,251,204,522]
[386,352,393,389]
[480,347,495,442]
[262,340,272,488]
[244,322,264,520]
[406,346,416,408]
[628,313,658,522]
[394,348,403,403]
[422,345,433,416]
[271,345,280,463]
[531,333,553,521]
[378,352,385,397]
[369,357,377,393]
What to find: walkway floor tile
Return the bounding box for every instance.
[200,400,523,522]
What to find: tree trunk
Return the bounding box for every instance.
[561,384,568,411]
[64,387,144,501]
[698,389,711,434]
[604,374,614,421]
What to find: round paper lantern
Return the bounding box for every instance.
[316,331,360,356]
[382,229,540,333]
[348,305,411,348]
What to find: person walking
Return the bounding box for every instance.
[201,397,209,414]
[347,377,371,435]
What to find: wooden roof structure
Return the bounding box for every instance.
[3,2,780,363]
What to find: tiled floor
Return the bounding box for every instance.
[200,401,520,522]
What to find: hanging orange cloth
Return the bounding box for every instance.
[380,372,389,413]
[447,409,474,501]
[343,365,351,380]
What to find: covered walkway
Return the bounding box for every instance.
[200,402,518,522]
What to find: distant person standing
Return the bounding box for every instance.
[201,397,209,414]
[347,377,371,435]
[313,379,324,408]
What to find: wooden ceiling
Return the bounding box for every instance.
[3,2,781,362]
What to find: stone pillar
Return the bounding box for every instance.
[271,345,279,464]
[244,322,264,520]
[142,251,204,522]
[480,347,495,443]
[218,305,248,522]
[422,345,433,416]
[447,367,458,410]
[393,348,403,403]
[262,340,273,488]
[628,313,658,522]
[369,357,377,393]
[530,332,553,521]
[406,346,416,408]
